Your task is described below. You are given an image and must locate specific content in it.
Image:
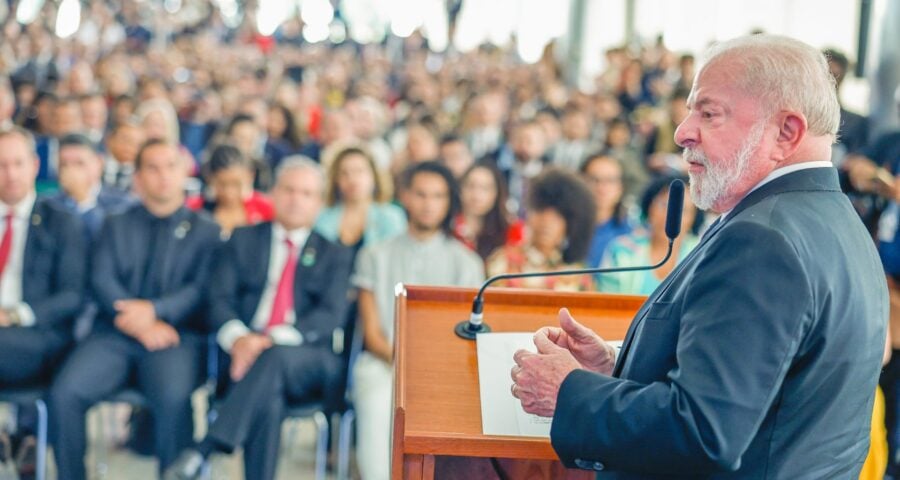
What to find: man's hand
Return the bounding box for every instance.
[114,299,157,335]
[230,334,273,382]
[135,321,181,351]
[510,331,582,417]
[538,308,617,375]
[0,310,9,327]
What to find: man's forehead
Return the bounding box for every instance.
[687,60,743,105]
[686,75,740,109]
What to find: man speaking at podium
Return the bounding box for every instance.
[510,34,888,478]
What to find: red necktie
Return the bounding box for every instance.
[266,238,298,331]
[0,214,13,281]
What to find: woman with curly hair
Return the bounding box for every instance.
[485,168,596,291]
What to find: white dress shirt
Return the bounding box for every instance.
[217,223,310,353]
[0,192,37,326]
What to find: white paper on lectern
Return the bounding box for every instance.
[476,332,553,437]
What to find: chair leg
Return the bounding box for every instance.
[93,404,112,478]
[313,411,328,480]
[199,457,213,480]
[34,399,47,480]
[337,410,354,480]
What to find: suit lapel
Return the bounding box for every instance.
[159,209,190,293]
[22,202,51,282]
[248,223,274,320]
[612,218,728,377]
[611,167,841,378]
[293,231,321,320]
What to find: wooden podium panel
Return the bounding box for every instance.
[392,285,645,479]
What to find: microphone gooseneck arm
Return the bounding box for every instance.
[454,179,686,340]
[468,239,675,316]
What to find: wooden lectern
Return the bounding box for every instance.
[391,285,645,479]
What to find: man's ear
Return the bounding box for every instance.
[772,111,807,162]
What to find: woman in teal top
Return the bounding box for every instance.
[598,175,702,295]
[315,145,407,253]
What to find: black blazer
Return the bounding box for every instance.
[22,199,87,331]
[551,168,888,479]
[208,223,353,347]
[91,204,222,332]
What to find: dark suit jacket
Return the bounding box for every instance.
[22,199,87,332]
[91,204,222,333]
[551,168,888,479]
[208,223,353,347]
[48,186,135,240]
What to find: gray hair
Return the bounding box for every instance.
[275,155,327,195]
[699,34,841,138]
[0,125,37,154]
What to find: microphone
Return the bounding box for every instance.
[454,179,686,340]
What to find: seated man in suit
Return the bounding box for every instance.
[0,126,86,471]
[49,133,134,241]
[50,139,222,480]
[511,35,888,478]
[164,156,353,480]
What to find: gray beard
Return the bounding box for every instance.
[684,122,765,211]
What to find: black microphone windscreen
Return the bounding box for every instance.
[665,179,685,240]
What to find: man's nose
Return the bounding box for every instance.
[674,116,697,149]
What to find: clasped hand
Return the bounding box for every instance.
[510,308,617,417]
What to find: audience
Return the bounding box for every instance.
[582,152,634,269]
[51,133,133,239]
[454,162,524,260]
[550,106,596,171]
[103,120,146,192]
[0,4,891,477]
[186,143,274,235]
[35,96,83,190]
[439,134,476,179]
[166,158,353,480]
[352,162,483,480]
[0,127,86,472]
[597,175,700,295]
[486,169,596,291]
[315,146,406,254]
[50,139,222,480]
[266,103,303,154]
[489,120,551,217]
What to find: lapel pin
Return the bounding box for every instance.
[31,214,41,226]
[174,221,191,239]
[301,248,317,267]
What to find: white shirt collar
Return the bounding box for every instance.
[272,222,310,249]
[718,161,833,220]
[1,191,37,220]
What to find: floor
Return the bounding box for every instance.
[1,390,359,480]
